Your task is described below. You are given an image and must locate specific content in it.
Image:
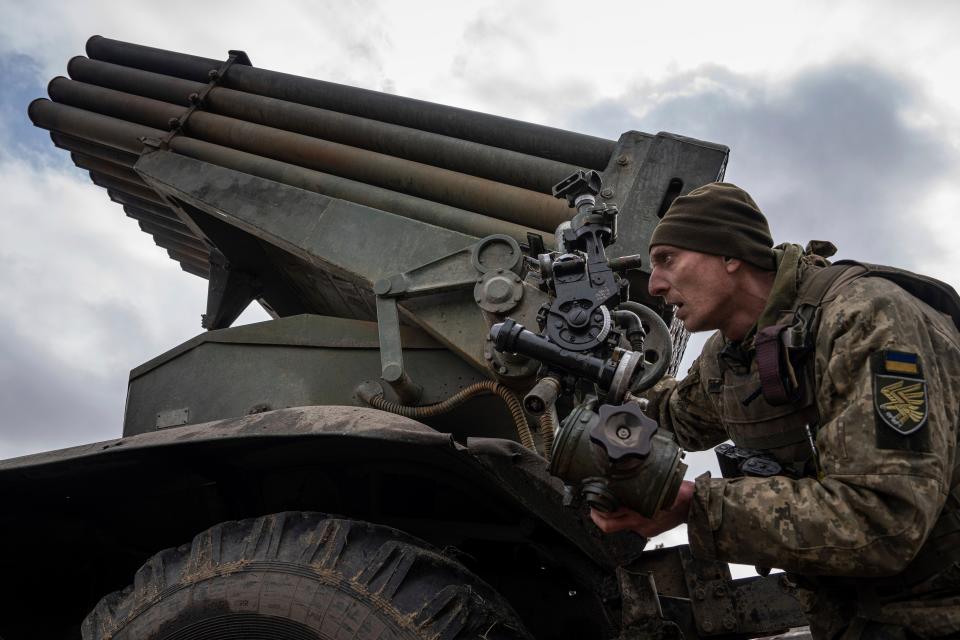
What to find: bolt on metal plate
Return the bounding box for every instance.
[156,407,189,429]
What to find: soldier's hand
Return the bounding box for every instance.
[589,480,694,537]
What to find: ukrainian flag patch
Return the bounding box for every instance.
[872,350,929,442]
[882,350,920,376]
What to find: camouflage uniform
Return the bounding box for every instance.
[646,244,960,638]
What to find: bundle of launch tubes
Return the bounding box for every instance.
[29,36,618,279]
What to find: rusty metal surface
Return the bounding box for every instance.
[84,35,616,169]
[631,545,691,598]
[617,566,686,639]
[46,77,575,230]
[168,136,549,243]
[49,76,185,130]
[52,131,138,167]
[69,56,583,194]
[29,97,162,153]
[32,98,549,245]
[185,110,572,229]
[31,38,728,313]
[68,55,201,106]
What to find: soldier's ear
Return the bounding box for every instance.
[722,257,743,273]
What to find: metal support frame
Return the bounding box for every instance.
[626,545,807,638]
[132,129,729,350]
[371,234,536,401]
[134,150,515,372]
[142,49,252,151]
[202,249,262,329]
[136,48,254,330]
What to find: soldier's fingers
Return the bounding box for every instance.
[590,510,626,532]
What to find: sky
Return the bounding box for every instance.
[2,0,960,558]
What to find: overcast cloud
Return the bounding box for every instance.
[1,0,959,546]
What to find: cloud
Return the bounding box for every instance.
[0,152,216,457]
[569,61,957,272]
[0,0,397,92]
[0,53,59,163]
[0,321,118,456]
[565,61,960,385]
[567,62,960,488]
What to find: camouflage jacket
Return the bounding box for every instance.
[646,244,960,637]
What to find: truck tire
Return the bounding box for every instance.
[82,512,531,640]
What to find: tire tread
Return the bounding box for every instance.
[82,512,530,640]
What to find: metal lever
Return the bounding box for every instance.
[374,295,422,404]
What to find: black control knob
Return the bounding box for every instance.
[589,402,659,461]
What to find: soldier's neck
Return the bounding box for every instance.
[720,271,776,341]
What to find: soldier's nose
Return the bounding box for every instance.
[648,271,668,297]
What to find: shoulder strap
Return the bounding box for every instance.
[794,259,960,332]
[794,262,866,309]
[759,259,960,409]
[834,260,960,331]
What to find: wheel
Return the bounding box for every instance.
[82,512,532,640]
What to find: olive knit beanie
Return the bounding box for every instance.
[649,182,776,271]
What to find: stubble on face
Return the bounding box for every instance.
[648,247,737,334]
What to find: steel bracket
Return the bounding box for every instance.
[141,48,252,153]
[137,49,255,327]
[678,546,807,636]
[627,545,807,637]
[372,234,531,401]
[202,249,262,330]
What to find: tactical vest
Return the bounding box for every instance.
[710,259,960,590]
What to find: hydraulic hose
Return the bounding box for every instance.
[538,409,556,462]
[363,381,536,452]
[610,309,644,351]
[616,301,673,391]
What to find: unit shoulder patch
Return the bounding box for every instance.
[874,375,928,434]
[872,350,929,439]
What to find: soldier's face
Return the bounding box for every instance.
[647,245,738,333]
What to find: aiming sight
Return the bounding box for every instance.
[491,170,687,517]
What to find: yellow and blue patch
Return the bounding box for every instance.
[872,350,930,447]
[881,350,920,376]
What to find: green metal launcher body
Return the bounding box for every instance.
[3,36,808,640]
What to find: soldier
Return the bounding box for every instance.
[590,183,960,639]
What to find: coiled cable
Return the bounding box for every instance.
[363,381,536,452]
[538,409,556,462]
